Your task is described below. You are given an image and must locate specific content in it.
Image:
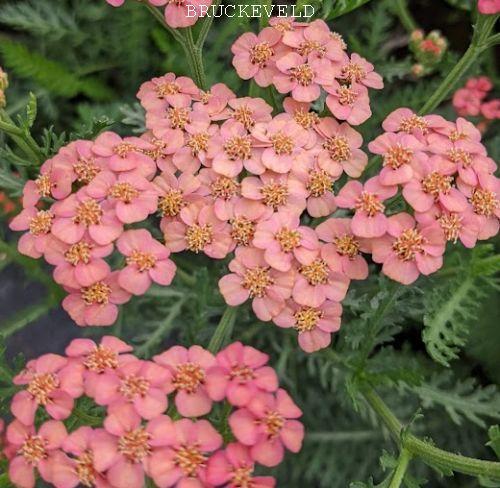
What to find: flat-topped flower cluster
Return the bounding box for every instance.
[9,19,500,354]
[3,337,303,488]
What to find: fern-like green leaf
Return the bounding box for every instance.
[423,246,500,366]
[323,0,374,20]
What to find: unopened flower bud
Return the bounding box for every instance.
[411,29,424,42]
[411,63,424,77]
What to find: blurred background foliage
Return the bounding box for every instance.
[0,0,499,486]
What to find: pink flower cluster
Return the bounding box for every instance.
[232,18,383,125]
[3,337,303,488]
[478,0,500,14]
[452,76,500,121]
[104,0,211,28]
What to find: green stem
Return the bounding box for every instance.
[394,0,417,33]
[362,385,500,481]
[208,306,238,353]
[184,27,207,89]
[175,267,196,287]
[197,0,222,49]
[1,301,53,338]
[0,115,40,164]
[259,0,272,28]
[389,448,412,488]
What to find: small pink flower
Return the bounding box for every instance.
[316,218,369,280]
[62,271,131,327]
[253,210,319,272]
[452,87,482,117]
[146,100,192,143]
[232,28,283,87]
[205,341,278,407]
[291,252,350,308]
[207,120,257,177]
[368,132,426,186]
[92,132,155,176]
[94,404,173,488]
[402,155,467,213]
[65,336,135,397]
[337,52,383,89]
[164,0,212,28]
[173,112,217,173]
[229,389,304,467]
[225,198,269,247]
[154,170,202,221]
[251,115,309,173]
[193,83,236,120]
[269,17,308,35]
[481,99,500,120]
[11,354,79,425]
[281,19,344,63]
[9,207,54,258]
[227,97,273,131]
[140,133,185,173]
[324,81,371,125]
[117,229,176,295]
[273,299,342,353]
[241,171,307,216]
[219,247,295,321]
[163,202,234,258]
[137,73,199,112]
[43,236,113,288]
[152,345,217,417]
[51,427,111,488]
[283,98,319,147]
[51,190,123,246]
[370,213,446,284]
[7,420,67,488]
[466,76,493,92]
[431,117,482,145]
[86,171,158,224]
[207,442,276,488]
[335,177,397,238]
[274,53,333,102]
[382,108,446,140]
[148,418,222,487]
[197,168,242,221]
[92,359,170,419]
[316,117,368,178]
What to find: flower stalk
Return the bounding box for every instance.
[208,306,238,353]
[388,448,412,488]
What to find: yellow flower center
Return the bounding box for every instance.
[174,444,207,477]
[263,411,284,438]
[35,174,51,197]
[210,177,241,200]
[337,85,357,106]
[270,132,294,156]
[307,169,332,197]
[119,374,150,400]
[187,133,209,156]
[185,224,213,253]
[229,365,255,381]
[81,281,112,305]
[293,108,319,129]
[323,135,351,162]
[159,189,185,217]
[242,267,274,298]
[299,259,329,285]
[275,227,301,252]
[392,228,425,261]
[114,143,135,158]
[126,250,156,272]
[447,148,472,167]
[76,450,96,487]
[74,158,101,184]
[250,42,274,67]
[29,210,53,235]
[341,62,366,83]
[173,363,205,394]
[470,188,498,217]
[334,234,360,258]
[118,428,151,463]
[27,373,60,405]
[289,64,314,86]
[83,345,119,373]
[65,242,92,266]
[223,135,252,160]
[421,172,452,197]
[355,191,385,216]
[231,465,254,487]
[230,217,255,246]
[294,307,323,332]
[233,106,255,130]
[399,115,429,134]
[384,145,413,169]
[438,214,462,242]
[297,40,325,57]
[260,182,289,209]
[449,129,466,142]
[74,199,103,226]
[156,81,180,98]
[20,436,47,465]
[168,107,190,130]
[108,182,139,203]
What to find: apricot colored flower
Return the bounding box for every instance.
[335,177,397,238]
[324,81,371,125]
[219,247,295,321]
[227,97,273,130]
[93,359,170,419]
[370,213,446,285]
[11,354,80,425]
[337,53,383,89]
[316,218,369,279]
[382,108,446,140]
[7,420,67,488]
[229,389,304,467]
[163,202,234,259]
[207,442,276,487]
[165,0,212,28]
[9,207,54,258]
[148,418,222,487]
[116,229,176,295]
[253,210,319,272]
[153,345,218,417]
[193,83,235,120]
[273,299,342,353]
[232,28,282,87]
[316,117,368,178]
[205,341,278,406]
[62,271,131,327]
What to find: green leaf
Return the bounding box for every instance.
[487,426,500,459]
[323,0,373,19]
[25,92,37,128]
